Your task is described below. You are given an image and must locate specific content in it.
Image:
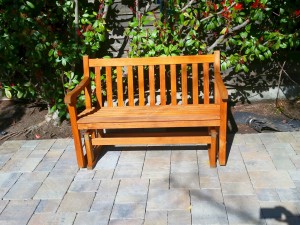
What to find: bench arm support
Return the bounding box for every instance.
[214,72,228,102]
[64,77,91,106]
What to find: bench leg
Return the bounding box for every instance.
[218,123,227,166]
[208,129,217,168]
[72,129,86,168]
[84,130,104,170]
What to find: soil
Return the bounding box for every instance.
[0,99,300,145]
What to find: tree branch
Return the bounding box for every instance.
[181,0,196,12]
[200,2,236,23]
[207,19,250,52]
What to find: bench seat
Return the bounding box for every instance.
[77,105,221,129]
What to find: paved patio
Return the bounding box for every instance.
[0,132,299,225]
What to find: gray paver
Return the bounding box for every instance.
[0,200,39,225]
[74,212,110,225]
[190,189,224,204]
[200,176,221,189]
[68,179,100,192]
[3,181,42,200]
[249,171,296,188]
[147,189,190,211]
[110,203,146,220]
[109,219,144,225]
[276,188,300,202]
[168,210,191,225]
[221,181,255,195]
[170,173,200,189]
[57,192,95,212]
[35,199,61,213]
[224,195,266,225]
[255,188,280,202]
[0,200,9,214]
[28,212,76,225]
[144,211,167,225]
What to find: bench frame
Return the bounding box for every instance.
[65,51,228,169]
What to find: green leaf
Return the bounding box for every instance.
[26,1,35,8]
[62,57,67,66]
[240,32,248,39]
[221,62,227,71]
[17,91,23,98]
[5,89,12,99]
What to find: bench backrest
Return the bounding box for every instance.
[83,51,222,108]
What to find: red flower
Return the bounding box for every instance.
[234,3,243,11]
[295,10,300,17]
[251,0,259,8]
[57,50,62,57]
[213,3,218,11]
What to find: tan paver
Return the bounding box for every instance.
[144,211,167,225]
[168,210,191,225]
[249,171,296,188]
[110,203,146,220]
[74,212,110,225]
[57,192,95,212]
[28,212,76,225]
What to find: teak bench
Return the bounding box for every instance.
[64,51,228,169]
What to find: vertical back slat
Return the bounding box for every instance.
[171,64,177,105]
[106,67,113,107]
[128,66,134,106]
[117,66,124,106]
[192,63,198,105]
[181,64,188,105]
[138,65,145,106]
[95,66,102,107]
[203,63,210,104]
[149,65,155,106]
[160,65,166,105]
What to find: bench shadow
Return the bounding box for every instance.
[260,207,300,225]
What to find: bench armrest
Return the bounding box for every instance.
[64,77,91,106]
[214,72,228,102]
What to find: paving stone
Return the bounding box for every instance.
[265,143,296,156]
[290,143,300,154]
[149,178,170,190]
[198,166,219,177]
[290,155,300,169]
[292,132,300,141]
[74,169,96,180]
[0,200,39,225]
[34,177,73,199]
[218,171,250,183]
[147,189,190,211]
[241,150,272,161]
[200,176,221,189]
[115,179,149,203]
[113,163,143,179]
[245,159,277,171]
[255,188,280,202]
[288,170,300,181]
[0,154,12,169]
[143,158,170,172]
[276,132,297,143]
[94,151,121,170]
[43,149,65,161]
[231,133,246,145]
[238,144,267,153]
[1,140,26,149]
[110,203,146,220]
[145,149,171,158]
[144,211,167,225]
[21,140,40,148]
[50,138,72,150]
[93,169,114,179]
[171,150,197,162]
[2,158,42,172]
[243,133,263,144]
[118,149,146,164]
[170,173,200,189]
[68,179,100,192]
[264,217,300,225]
[258,133,280,144]
[224,195,266,225]
[190,189,224,203]
[34,159,57,172]
[0,200,9,214]
[191,201,228,225]
[73,211,110,225]
[28,150,49,160]
[58,192,95,212]
[249,171,296,189]
[90,180,119,212]
[28,213,76,225]
[34,139,55,150]
[35,199,61,213]
[171,161,198,173]
[168,210,191,225]
[19,171,49,182]
[3,181,42,200]
[0,172,21,189]
[276,188,300,202]
[11,149,33,159]
[217,159,247,172]
[221,181,255,195]
[273,158,296,170]
[109,219,144,225]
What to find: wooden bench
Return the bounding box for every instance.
[64,51,228,169]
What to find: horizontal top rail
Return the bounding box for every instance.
[88,54,215,67]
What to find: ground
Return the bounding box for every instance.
[0,99,299,145]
